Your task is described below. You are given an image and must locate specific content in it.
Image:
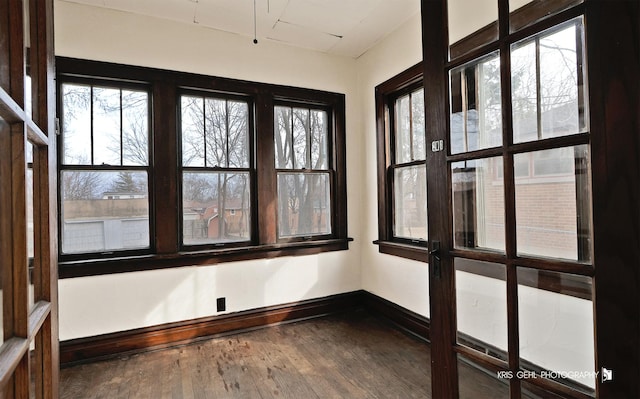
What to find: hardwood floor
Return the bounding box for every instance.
[60,310,519,398]
[60,311,431,399]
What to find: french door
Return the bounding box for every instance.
[0,0,58,398]
[423,0,639,398]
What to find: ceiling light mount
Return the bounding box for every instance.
[191,0,199,24]
[253,0,258,44]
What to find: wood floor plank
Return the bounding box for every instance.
[317,332,401,396]
[330,316,431,397]
[92,358,124,399]
[206,337,264,398]
[297,315,426,399]
[116,354,139,399]
[164,351,184,399]
[250,327,323,399]
[264,324,362,398]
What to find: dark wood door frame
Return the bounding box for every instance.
[0,0,58,397]
[422,1,458,398]
[421,0,640,397]
[587,1,640,398]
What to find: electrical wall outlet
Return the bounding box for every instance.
[216,297,226,312]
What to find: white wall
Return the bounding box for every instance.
[58,254,358,339]
[55,1,363,341]
[355,13,430,318]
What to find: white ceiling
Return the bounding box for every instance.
[59,0,421,58]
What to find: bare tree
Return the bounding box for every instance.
[275,107,294,235]
[61,84,92,163]
[181,97,250,240]
[62,169,104,200]
[61,84,149,166]
[183,173,217,203]
[511,27,579,138]
[275,107,329,236]
[109,90,149,166]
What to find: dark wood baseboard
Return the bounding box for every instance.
[60,290,431,367]
[359,291,430,342]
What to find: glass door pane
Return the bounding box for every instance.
[521,380,569,399]
[509,0,584,33]
[456,259,508,361]
[458,354,510,398]
[24,0,32,119]
[518,268,595,395]
[26,143,35,310]
[450,52,502,155]
[511,18,587,144]
[448,0,498,59]
[452,157,505,252]
[514,145,592,261]
[509,0,534,12]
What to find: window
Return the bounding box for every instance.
[274,105,331,239]
[59,81,151,258]
[375,64,428,261]
[57,58,349,277]
[180,94,252,247]
[392,89,427,242]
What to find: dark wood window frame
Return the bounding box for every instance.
[178,90,254,250]
[58,77,154,260]
[374,63,429,262]
[273,101,335,242]
[56,57,350,279]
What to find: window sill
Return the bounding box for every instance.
[59,238,353,279]
[373,240,428,263]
